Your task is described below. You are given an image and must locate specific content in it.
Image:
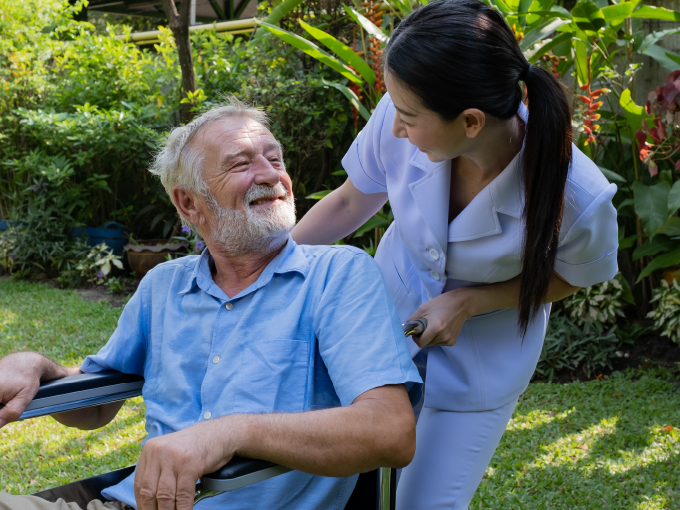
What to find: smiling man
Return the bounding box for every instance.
[0,98,421,510]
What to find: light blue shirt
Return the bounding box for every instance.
[80,238,421,509]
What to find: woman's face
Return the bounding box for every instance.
[386,71,479,163]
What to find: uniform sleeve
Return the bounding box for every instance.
[554,183,619,287]
[341,94,393,194]
[313,250,421,407]
[80,279,148,376]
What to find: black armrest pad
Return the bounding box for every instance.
[203,457,278,480]
[33,370,144,400]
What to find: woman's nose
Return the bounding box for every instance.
[392,114,408,138]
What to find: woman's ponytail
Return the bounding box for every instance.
[518,64,572,334]
[385,0,574,334]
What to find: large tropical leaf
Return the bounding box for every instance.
[519,18,571,51]
[299,20,376,85]
[257,22,363,84]
[637,247,680,282]
[251,0,306,41]
[658,217,680,238]
[631,5,680,22]
[343,5,387,42]
[524,31,572,62]
[669,181,680,217]
[619,89,648,138]
[640,44,680,72]
[632,180,670,240]
[601,3,633,22]
[598,165,627,184]
[321,79,371,121]
[571,1,606,31]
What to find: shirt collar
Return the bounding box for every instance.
[178,236,310,298]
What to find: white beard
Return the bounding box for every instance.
[205,183,296,256]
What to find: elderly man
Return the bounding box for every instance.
[0,99,420,510]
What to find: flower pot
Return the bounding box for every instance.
[125,239,189,276]
[72,222,129,255]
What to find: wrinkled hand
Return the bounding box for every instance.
[407,289,475,348]
[134,419,235,510]
[0,352,45,428]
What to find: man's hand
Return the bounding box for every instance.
[0,352,70,428]
[134,419,236,510]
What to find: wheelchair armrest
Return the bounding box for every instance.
[199,457,292,493]
[20,370,144,420]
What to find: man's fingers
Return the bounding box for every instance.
[135,449,161,510]
[155,470,179,510]
[175,473,199,510]
[0,392,34,427]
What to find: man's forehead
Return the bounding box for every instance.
[193,117,277,151]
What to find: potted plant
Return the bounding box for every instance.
[124,237,189,276]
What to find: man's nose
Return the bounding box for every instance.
[252,154,281,186]
[392,114,407,139]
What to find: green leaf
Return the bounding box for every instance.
[257,22,362,84]
[619,234,638,250]
[306,189,333,199]
[639,28,680,54]
[601,3,633,22]
[299,20,376,85]
[574,37,588,86]
[355,212,392,237]
[519,18,571,51]
[669,181,680,216]
[112,259,124,269]
[525,32,572,62]
[632,180,670,240]
[631,5,680,22]
[598,165,627,184]
[658,217,680,237]
[321,79,371,121]
[632,236,677,261]
[637,248,680,282]
[571,1,606,31]
[265,0,305,25]
[343,5,387,42]
[640,44,680,72]
[619,88,648,137]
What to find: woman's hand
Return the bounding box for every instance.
[407,289,475,348]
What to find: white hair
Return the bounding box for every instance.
[148,96,271,230]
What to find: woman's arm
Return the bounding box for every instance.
[292,178,388,245]
[409,272,580,348]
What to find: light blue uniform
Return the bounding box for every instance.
[80,238,421,509]
[342,94,619,508]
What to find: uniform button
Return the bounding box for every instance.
[225,302,233,310]
[429,270,440,281]
[204,411,212,420]
[428,249,440,261]
[427,292,433,299]
[212,356,220,364]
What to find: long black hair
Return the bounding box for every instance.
[385,0,572,334]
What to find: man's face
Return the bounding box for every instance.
[189,117,296,255]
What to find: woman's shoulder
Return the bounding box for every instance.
[559,144,617,241]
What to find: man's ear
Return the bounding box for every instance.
[172,186,207,227]
[461,108,486,139]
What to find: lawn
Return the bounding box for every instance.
[1,278,679,508]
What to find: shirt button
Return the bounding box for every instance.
[430,270,440,281]
[428,249,440,261]
[212,356,220,364]
[225,302,233,310]
[428,292,433,299]
[204,411,212,420]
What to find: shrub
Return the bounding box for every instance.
[561,274,627,328]
[647,279,680,345]
[535,312,619,382]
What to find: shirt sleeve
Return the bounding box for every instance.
[341,94,393,194]
[80,279,148,376]
[313,248,421,407]
[554,183,619,288]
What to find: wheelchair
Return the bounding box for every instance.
[18,319,427,510]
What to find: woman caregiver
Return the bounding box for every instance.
[292,0,619,507]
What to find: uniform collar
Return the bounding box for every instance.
[409,102,528,246]
[178,236,309,298]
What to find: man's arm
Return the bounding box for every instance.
[134,384,415,510]
[0,352,123,430]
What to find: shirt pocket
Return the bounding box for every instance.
[233,339,310,414]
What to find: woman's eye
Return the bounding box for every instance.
[399,118,411,126]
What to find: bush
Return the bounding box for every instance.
[561,274,628,328]
[647,279,680,345]
[535,312,619,382]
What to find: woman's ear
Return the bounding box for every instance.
[461,108,486,139]
[172,186,207,227]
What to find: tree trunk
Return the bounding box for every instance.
[161,0,197,124]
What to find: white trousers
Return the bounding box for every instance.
[396,398,517,510]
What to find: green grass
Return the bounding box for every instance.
[1,279,679,508]
[0,278,145,494]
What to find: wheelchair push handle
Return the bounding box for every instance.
[402,318,427,338]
